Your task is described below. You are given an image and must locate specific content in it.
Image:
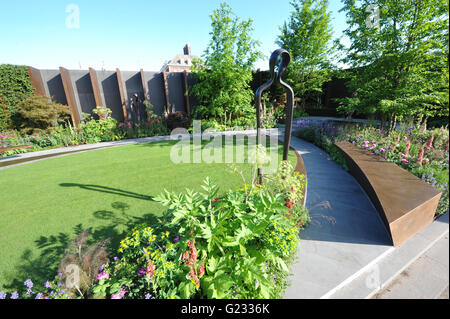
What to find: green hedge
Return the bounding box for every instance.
[0,64,34,131]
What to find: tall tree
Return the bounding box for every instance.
[276,0,335,108]
[339,0,449,128]
[192,2,262,125]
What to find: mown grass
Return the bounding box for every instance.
[0,137,297,292]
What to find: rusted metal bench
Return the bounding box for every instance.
[335,141,441,247]
[0,145,33,154]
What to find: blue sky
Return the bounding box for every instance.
[0,0,348,71]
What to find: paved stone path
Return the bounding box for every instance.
[372,233,449,299]
[283,135,394,298]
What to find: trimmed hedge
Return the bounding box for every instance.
[0,64,34,131]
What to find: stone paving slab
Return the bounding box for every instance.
[372,230,449,299]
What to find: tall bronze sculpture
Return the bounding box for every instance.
[255,49,295,183]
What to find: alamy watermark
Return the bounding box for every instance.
[365,264,381,290]
[365,4,380,29]
[66,4,80,29]
[169,120,280,174]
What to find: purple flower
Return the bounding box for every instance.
[35,293,44,299]
[113,257,119,261]
[57,273,62,277]
[10,292,19,299]
[0,291,6,299]
[233,290,237,295]
[44,280,51,288]
[137,268,146,277]
[273,274,277,279]
[99,264,105,271]
[145,293,152,299]
[173,235,181,243]
[24,279,33,289]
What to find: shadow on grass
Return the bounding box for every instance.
[2,201,161,296]
[59,183,154,201]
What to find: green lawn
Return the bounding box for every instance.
[0,138,297,293]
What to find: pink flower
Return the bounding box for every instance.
[96,272,110,280]
[146,262,155,279]
[405,143,411,156]
[423,158,430,163]
[417,148,424,166]
[425,136,434,152]
[198,262,205,278]
[401,158,410,164]
[111,287,127,299]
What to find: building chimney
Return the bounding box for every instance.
[183,43,191,56]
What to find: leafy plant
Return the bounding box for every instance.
[16,95,70,134]
[276,0,336,108]
[166,111,190,131]
[338,0,449,129]
[92,106,112,120]
[0,64,34,131]
[191,2,263,125]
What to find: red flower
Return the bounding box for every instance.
[190,246,198,263]
[198,262,205,278]
[212,196,220,203]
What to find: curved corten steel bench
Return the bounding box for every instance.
[335,141,442,247]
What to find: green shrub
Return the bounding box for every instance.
[80,116,120,143]
[166,111,190,131]
[0,64,34,131]
[16,95,70,134]
[90,176,305,299]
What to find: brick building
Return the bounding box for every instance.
[161,43,197,73]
